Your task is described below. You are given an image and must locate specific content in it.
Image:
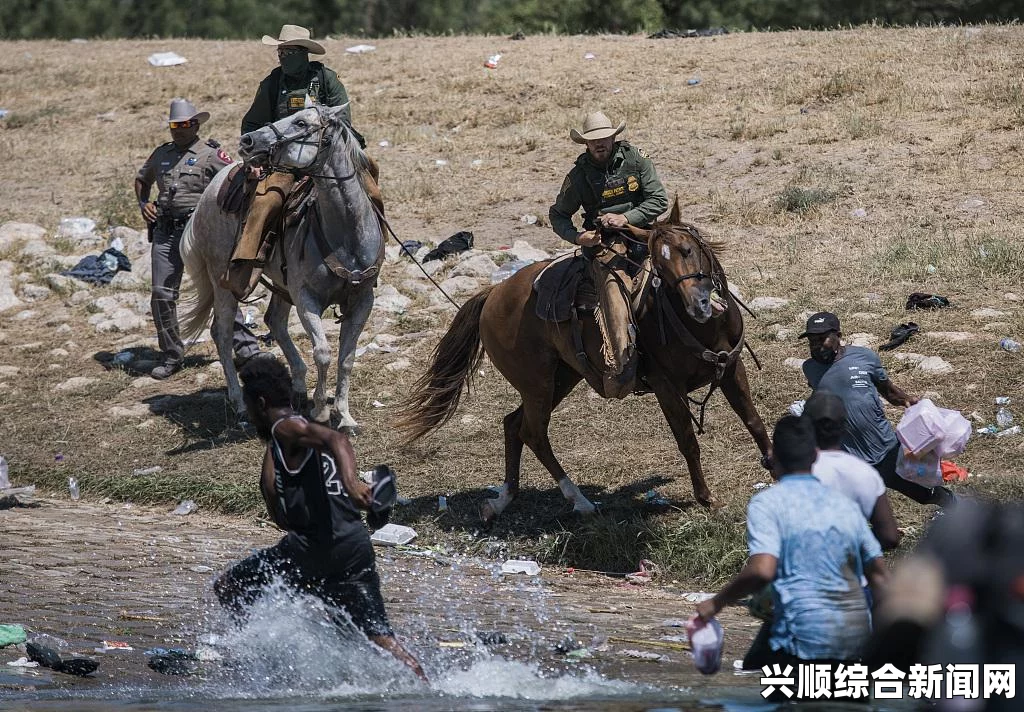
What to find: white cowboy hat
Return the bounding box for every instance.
[167,98,209,125]
[262,24,326,55]
[570,111,626,144]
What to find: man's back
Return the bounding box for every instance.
[812,449,885,519]
[747,474,882,660]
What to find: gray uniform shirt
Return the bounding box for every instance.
[803,346,898,465]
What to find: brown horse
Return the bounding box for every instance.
[399,202,772,521]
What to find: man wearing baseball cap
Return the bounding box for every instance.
[799,311,955,508]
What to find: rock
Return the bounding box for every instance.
[400,280,430,295]
[56,217,97,241]
[0,222,45,249]
[18,284,51,302]
[94,293,150,314]
[12,341,44,351]
[982,322,1012,333]
[374,333,399,345]
[53,376,98,392]
[971,308,1009,319]
[847,332,877,348]
[110,271,146,289]
[0,262,23,313]
[917,356,953,374]
[923,331,975,342]
[13,309,37,321]
[0,366,20,377]
[44,273,77,292]
[849,312,880,320]
[69,290,94,306]
[450,254,499,279]
[783,357,805,371]
[373,285,411,314]
[406,259,444,279]
[19,239,56,263]
[892,352,926,364]
[385,358,411,372]
[959,198,984,210]
[108,403,151,418]
[48,348,69,358]
[508,240,550,262]
[439,275,482,295]
[91,310,149,333]
[862,292,883,304]
[1003,293,1021,302]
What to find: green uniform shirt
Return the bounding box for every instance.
[241,62,350,134]
[137,138,232,218]
[548,141,668,244]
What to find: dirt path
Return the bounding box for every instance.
[0,497,763,701]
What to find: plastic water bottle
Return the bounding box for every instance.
[68,477,80,501]
[0,455,9,490]
[996,407,1014,428]
[995,425,1021,438]
[1000,337,1021,353]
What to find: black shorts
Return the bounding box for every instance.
[215,533,393,638]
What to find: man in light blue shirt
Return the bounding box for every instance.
[697,415,888,668]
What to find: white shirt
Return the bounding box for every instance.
[812,449,886,519]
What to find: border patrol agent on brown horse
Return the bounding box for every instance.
[223,24,383,300]
[135,98,262,380]
[548,111,669,397]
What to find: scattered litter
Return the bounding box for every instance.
[680,592,716,603]
[172,500,197,516]
[6,657,38,668]
[519,214,538,225]
[0,624,26,647]
[643,490,670,507]
[345,44,376,54]
[0,109,8,120]
[732,659,761,675]
[484,53,502,69]
[189,565,214,574]
[68,477,80,501]
[566,647,592,661]
[878,322,919,351]
[132,465,161,476]
[471,159,483,167]
[95,111,117,122]
[752,482,770,490]
[490,259,534,284]
[378,140,390,147]
[501,559,541,576]
[977,424,1000,436]
[611,87,622,94]
[434,159,449,166]
[926,265,937,274]
[625,559,659,585]
[660,635,689,643]
[995,425,1021,438]
[583,52,596,60]
[371,400,386,408]
[62,248,132,285]
[147,52,187,67]
[648,27,728,39]
[620,649,667,661]
[687,77,701,86]
[850,208,868,218]
[662,619,688,628]
[788,399,806,416]
[437,495,448,512]
[370,523,417,546]
[475,631,508,645]
[941,461,969,483]
[95,640,133,652]
[0,456,8,490]
[996,407,1015,428]
[996,396,1011,405]
[423,231,474,262]
[1000,337,1021,353]
[906,292,950,310]
[687,616,724,674]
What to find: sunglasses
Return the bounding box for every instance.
[277,46,304,58]
[168,120,197,129]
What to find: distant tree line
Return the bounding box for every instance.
[0,0,1019,38]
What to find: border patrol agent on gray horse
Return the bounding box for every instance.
[135,98,262,380]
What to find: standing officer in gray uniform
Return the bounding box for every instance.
[135,98,263,380]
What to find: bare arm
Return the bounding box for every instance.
[869,494,903,551]
[133,177,157,223]
[273,417,372,509]
[877,378,918,407]
[865,556,889,607]
[696,553,777,621]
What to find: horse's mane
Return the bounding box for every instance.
[649,220,728,256]
[338,118,370,175]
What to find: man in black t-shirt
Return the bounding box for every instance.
[214,356,425,681]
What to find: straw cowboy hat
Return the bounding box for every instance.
[262,24,326,55]
[167,98,209,125]
[570,111,626,144]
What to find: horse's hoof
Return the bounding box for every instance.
[571,500,597,516]
[698,496,725,510]
[480,500,498,524]
[338,423,361,436]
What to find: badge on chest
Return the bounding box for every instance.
[602,175,626,200]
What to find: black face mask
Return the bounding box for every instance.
[812,346,837,365]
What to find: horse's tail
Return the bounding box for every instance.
[177,217,215,342]
[397,287,493,442]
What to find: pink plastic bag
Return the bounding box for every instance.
[687,615,724,674]
[896,399,971,457]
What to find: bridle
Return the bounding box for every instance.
[263,105,335,174]
[652,225,723,294]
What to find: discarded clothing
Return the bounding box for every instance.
[62,248,132,285]
[0,624,26,647]
[26,641,98,677]
[941,460,969,483]
[906,292,951,310]
[878,322,919,351]
[423,231,473,262]
[400,239,423,257]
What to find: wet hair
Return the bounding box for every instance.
[772,415,818,474]
[803,390,847,450]
[239,356,292,409]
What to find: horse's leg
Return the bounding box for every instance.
[212,289,245,414]
[332,287,373,433]
[719,359,773,464]
[650,375,717,508]
[295,290,332,423]
[265,294,307,401]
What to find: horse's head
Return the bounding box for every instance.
[649,201,722,325]
[238,104,350,173]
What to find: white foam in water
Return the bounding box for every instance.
[435,658,645,699]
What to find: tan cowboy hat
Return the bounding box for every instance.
[569,111,626,144]
[262,24,326,55]
[167,98,209,125]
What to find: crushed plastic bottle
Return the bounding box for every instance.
[484,53,501,69]
[438,495,448,512]
[172,500,197,515]
[996,407,1014,428]
[1000,337,1021,353]
[68,477,80,501]
[995,425,1021,438]
[0,455,9,489]
[976,424,1000,436]
[995,396,1011,405]
[500,559,541,575]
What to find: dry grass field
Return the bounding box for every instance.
[1,27,1023,584]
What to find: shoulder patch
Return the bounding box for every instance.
[637,147,650,159]
[205,138,221,149]
[215,148,232,164]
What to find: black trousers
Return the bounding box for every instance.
[873,443,954,506]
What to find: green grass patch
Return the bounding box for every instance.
[776,185,838,214]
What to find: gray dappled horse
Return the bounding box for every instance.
[179,105,382,428]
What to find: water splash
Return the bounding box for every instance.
[434,658,645,699]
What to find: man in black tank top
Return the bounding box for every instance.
[214,357,425,681]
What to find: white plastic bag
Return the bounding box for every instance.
[895,448,943,488]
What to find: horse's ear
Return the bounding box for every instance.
[325,102,351,124]
[668,196,682,225]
